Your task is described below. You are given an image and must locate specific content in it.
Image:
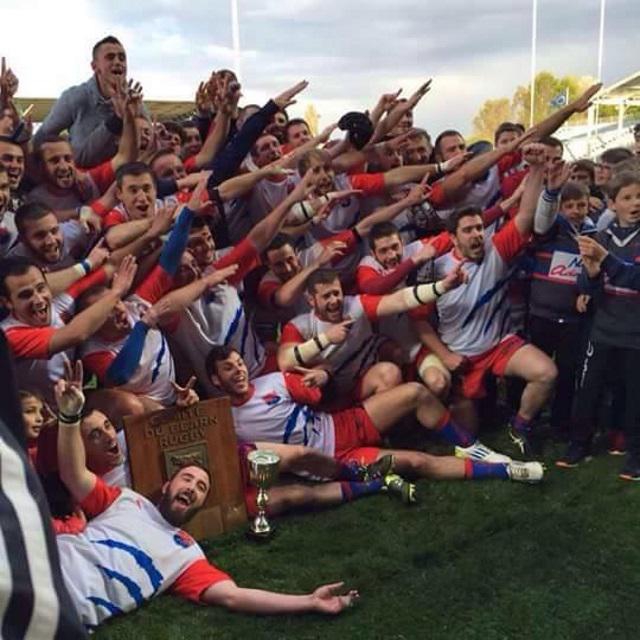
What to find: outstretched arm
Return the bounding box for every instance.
[201,580,358,615]
[514,144,546,236]
[56,360,97,502]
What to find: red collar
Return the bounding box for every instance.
[231,383,255,406]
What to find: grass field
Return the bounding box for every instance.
[96,431,640,640]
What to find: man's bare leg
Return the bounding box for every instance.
[357,361,402,400]
[85,389,161,427]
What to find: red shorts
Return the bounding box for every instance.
[459,335,525,399]
[331,407,382,464]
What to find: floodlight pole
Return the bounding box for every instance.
[231,0,242,82]
[529,0,538,127]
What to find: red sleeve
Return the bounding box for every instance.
[80,476,122,519]
[103,210,126,229]
[482,205,505,228]
[213,238,261,284]
[426,232,453,257]
[183,155,198,173]
[4,326,56,358]
[283,372,322,405]
[85,161,116,195]
[135,264,174,304]
[83,351,116,383]
[52,513,87,535]
[318,230,359,262]
[66,267,109,300]
[355,265,380,290]
[280,323,305,345]
[493,218,531,263]
[359,294,384,322]
[427,181,446,208]
[348,173,386,197]
[497,150,521,174]
[257,278,280,308]
[357,261,414,295]
[171,559,231,603]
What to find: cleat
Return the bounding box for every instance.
[619,456,640,481]
[608,430,627,456]
[383,473,417,505]
[364,454,394,481]
[508,428,542,459]
[507,461,544,483]
[455,440,512,464]
[556,442,592,468]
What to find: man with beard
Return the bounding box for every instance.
[0,135,26,210]
[0,166,16,257]
[34,36,134,167]
[54,361,359,630]
[10,202,97,271]
[0,255,137,405]
[421,144,558,456]
[27,84,138,212]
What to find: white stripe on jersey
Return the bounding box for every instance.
[81,296,176,405]
[58,489,204,629]
[0,434,60,640]
[232,372,335,455]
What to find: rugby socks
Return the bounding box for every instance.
[338,461,366,482]
[464,459,509,480]
[512,413,533,434]
[340,479,384,502]
[435,410,474,447]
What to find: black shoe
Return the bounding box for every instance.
[619,456,640,481]
[508,427,543,459]
[556,442,592,468]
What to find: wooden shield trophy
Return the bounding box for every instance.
[123,397,246,540]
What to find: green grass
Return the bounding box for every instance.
[96,435,640,640]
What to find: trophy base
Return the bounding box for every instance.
[246,525,276,542]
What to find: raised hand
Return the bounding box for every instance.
[317,122,338,144]
[187,174,212,214]
[108,79,128,119]
[203,263,239,287]
[323,318,354,345]
[149,204,177,237]
[310,582,359,615]
[86,238,111,269]
[54,358,85,418]
[546,160,571,191]
[404,178,431,207]
[195,80,214,115]
[441,262,467,292]
[126,79,144,118]
[111,254,138,297]
[406,79,432,109]
[577,235,608,265]
[521,142,547,167]
[571,83,602,114]
[274,80,308,109]
[293,366,330,388]
[172,376,199,407]
[441,151,473,173]
[316,241,348,266]
[377,89,403,114]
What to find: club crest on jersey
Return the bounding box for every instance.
[174,530,195,548]
[262,392,281,406]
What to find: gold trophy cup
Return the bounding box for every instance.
[247,449,280,540]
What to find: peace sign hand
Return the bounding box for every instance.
[172,376,199,407]
[55,357,85,418]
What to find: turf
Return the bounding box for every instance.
[96,435,640,640]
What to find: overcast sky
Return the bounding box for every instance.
[3,0,638,135]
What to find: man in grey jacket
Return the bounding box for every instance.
[34,36,129,168]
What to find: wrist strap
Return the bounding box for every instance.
[413,285,427,305]
[313,335,326,351]
[58,411,81,425]
[432,281,442,298]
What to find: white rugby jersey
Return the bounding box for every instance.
[248,174,299,224]
[81,295,177,405]
[231,372,335,455]
[1,291,77,404]
[281,295,382,390]
[433,219,528,357]
[58,480,224,630]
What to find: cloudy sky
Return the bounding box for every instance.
[3,0,638,135]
